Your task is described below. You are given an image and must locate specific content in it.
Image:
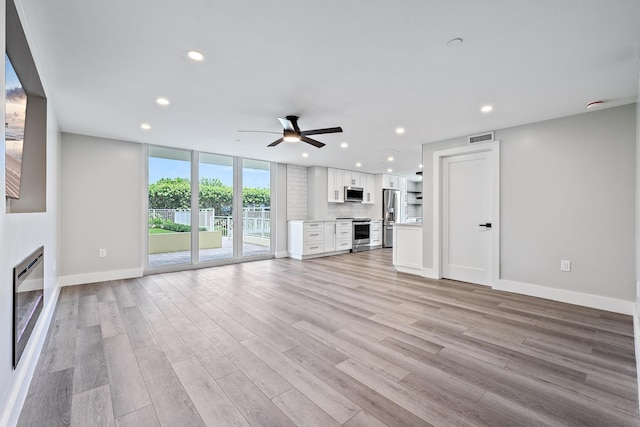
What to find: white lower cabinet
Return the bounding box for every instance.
[370,220,382,248]
[289,220,352,259]
[324,222,336,252]
[335,221,353,251]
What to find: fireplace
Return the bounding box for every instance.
[13,246,44,369]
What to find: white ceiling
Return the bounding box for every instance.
[15,0,640,179]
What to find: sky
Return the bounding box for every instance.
[149,157,270,188]
[5,54,21,88]
[5,54,26,160]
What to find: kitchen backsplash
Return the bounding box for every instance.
[328,202,378,219]
[287,165,307,220]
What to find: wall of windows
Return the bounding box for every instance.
[147,147,274,271]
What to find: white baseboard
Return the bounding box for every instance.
[395,267,633,315]
[420,267,438,279]
[494,279,634,315]
[1,282,61,427]
[60,268,143,287]
[275,251,289,259]
[395,265,424,276]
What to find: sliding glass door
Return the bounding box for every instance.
[199,153,234,262]
[242,159,271,257]
[147,147,274,271]
[148,147,192,267]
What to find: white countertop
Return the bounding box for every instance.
[395,222,422,227]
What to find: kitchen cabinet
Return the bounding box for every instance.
[335,220,353,251]
[324,220,352,253]
[382,174,400,189]
[363,174,375,204]
[370,220,382,248]
[327,168,345,203]
[323,222,335,252]
[344,171,362,187]
[393,223,423,275]
[289,220,352,259]
[328,168,376,204]
[288,221,324,259]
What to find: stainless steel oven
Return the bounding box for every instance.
[352,218,371,252]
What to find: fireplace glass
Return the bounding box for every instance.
[14,246,44,368]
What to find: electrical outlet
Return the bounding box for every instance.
[99,248,107,258]
[560,260,571,272]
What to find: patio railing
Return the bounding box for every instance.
[149,208,269,238]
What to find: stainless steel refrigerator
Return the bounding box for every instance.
[382,189,399,247]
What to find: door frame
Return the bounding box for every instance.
[433,141,500,285]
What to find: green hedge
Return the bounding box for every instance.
[149,216,206,232]
[149,177,270,214]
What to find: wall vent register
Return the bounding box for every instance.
[468,131,495,144]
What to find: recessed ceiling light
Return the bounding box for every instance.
[187,50,205,61]
[419,164,423,168]
[302,153,309,158]
[387,156,394,161]
[387,168,393,173]
[356,162,362,167]
[156,97,170,106]
[586,100,605,109]
[140,123,151,130]
[481,105,493,113]
[340,142,348,148]
[395,127,405,134]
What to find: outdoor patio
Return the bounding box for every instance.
[148,237,270,267]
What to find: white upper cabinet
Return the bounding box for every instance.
[382,174,395,189]
[344,171,362,187]
[363,173,375,204]
[327,168,345,203]
[382,174,402,189]
[328,168,375,203]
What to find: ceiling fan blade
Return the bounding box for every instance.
[301,126,343,136]
[267,137,284,147]
[238,130,281,134]
[277,117,295,132]
[287,115,301,133]
[301,135,325,148]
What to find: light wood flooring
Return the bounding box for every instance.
[18,249,640,426]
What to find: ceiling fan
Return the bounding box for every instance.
[240,116,343,148]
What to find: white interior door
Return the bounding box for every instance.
[442,151,492,285]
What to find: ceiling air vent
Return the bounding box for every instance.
[468,131,494,144]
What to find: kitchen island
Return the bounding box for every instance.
[393,223,422,275]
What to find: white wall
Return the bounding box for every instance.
[637,73,640,300]
[274,163,288,257]
[635,67,640,408]
[60,133,144,285]
[0,0,62,423]
[423,104,637,306]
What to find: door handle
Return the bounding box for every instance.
[479,223,492,228]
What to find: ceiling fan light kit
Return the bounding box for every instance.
[283,129,300,142]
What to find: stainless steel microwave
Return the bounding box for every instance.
[345,186,364,202]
